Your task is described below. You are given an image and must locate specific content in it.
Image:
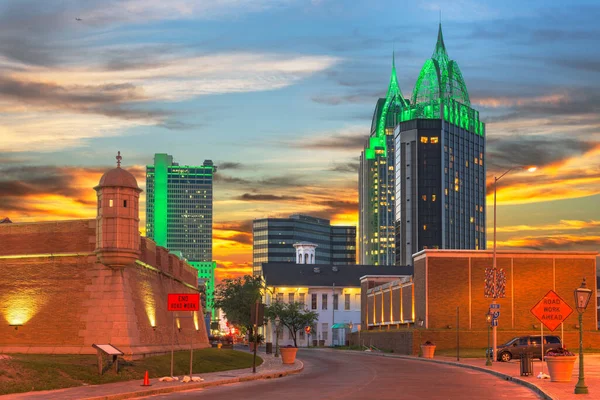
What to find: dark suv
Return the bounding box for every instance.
[492,335,562,362]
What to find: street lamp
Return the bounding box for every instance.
[486,313,492,366]
[274,316,280,358]
[491,165,536,360]
[574,277,592,395]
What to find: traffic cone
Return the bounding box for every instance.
[141,370,151,386]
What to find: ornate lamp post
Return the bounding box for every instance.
[486,312,492,366]
[574,278,592,395]
[274,316,280,358]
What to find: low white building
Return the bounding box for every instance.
[261,242,412,347]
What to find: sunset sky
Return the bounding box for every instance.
[1,0,599,281]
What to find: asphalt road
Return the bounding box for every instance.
[144,349,541,399]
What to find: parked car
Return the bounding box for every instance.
[488,335,562,362]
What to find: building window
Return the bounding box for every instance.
[109,199,113,207]
[420,137,428,143]
[345,294,351,310]
[432,194,436,202]
[299,329,305,340]
[422,195,427,201]
[288,293,295,304]
[299,293,305,307]
[333,294,338,310]
[423,224,427,231]
[430,137,439,144]
[123,200,127,207]
[311,294,317,310]
[322,323,328,341]
[354,294,360,310]
[276,293,283,303]
[322,294,328,310]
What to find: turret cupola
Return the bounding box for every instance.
[94,151,142,268]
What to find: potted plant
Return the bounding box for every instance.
[248,333,264,351]
[545,347,576,382]
[266,301,318,364]
[420,340,436,358]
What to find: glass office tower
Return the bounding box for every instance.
[146,153,217,313]
[393,25,486,265]
[252,214,356,275]
[358,55,406,265]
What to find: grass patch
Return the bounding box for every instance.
[0,348,261,395]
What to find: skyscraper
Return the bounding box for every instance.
[146,154,217,312]
[253,214,356,275]
[394,25,486,265]
[359,24,486,266]
[359,55,405,265]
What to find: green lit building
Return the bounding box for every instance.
[360,24,486,266]
[146,154,217,313]
[358,55,405,265]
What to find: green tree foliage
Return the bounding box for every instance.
[214,275,263,335]
[266,301,319,347]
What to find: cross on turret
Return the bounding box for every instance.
[116,151,122,167]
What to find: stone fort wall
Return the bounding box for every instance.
[0,220,209,357]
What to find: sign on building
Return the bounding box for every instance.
[530,290,573,331]
[167,293,200,311]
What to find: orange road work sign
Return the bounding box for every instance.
[530,290,573,331]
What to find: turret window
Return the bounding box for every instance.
[123,200,128,207]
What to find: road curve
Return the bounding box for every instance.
[145,349,541,399]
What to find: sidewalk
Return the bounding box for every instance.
[2,351,303,400]
[365,351,600,400]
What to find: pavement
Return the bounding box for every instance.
[142,348,541,399]
[360,351,600,400]
[1,350,303,400]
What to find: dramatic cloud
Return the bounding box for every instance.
[290,127,368,152]
[329,161,360,173]
[237,193,302,201]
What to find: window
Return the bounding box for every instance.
[333,294,338,310]
[345,294,351,310]
[422,195,427,201]
[288,293,295,304]
[109,199,113,207]
[354,294,360,309]
[322,323,328,341]
[420,137,428,143]
[276,293,283,303]
[432,194,436,202]
[311,294,317,310]
[423,224,427,231]
[322,294,328,310]
[430,137,439,144]
[123,200,127,207]
[299,293,305,307]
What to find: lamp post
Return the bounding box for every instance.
[492,165,536,360]
[274,316,280,358]
[486,312,492,366]
[348,322,354,347]
[574,277,592,395]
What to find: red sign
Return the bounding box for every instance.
[530,290,573,331]
[304,326,311,334]
[168,293,200,311]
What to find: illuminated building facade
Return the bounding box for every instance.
[252,214,356,276]
[358,55,405,265]
[394,25,486,265]
[146,154,217,313]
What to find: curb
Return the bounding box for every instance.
[350,351,554,400]
[82,360,304,400]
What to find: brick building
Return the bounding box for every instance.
[0,157,209,357]
[357,249,598,354]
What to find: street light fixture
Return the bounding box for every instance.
[574,277,592,395]
[491,165,536,360]
[486,313,492,366]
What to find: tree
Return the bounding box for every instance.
[266,301,319,347]
[214,275,263,335]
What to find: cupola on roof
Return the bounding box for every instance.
[94,151,142,192]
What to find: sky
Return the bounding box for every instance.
[1,0,599,281]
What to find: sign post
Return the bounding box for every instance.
[530,290,574,375]
[485,268,506,362]
[167,293,200,377]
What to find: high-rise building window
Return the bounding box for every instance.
[311,294,317,310]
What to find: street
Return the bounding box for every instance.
[143,349,542,399]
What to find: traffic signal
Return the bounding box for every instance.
[304,326,311,334]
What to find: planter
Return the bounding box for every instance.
[546,356,576,382]
[280,347,298,364]
[420,345,436,359]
